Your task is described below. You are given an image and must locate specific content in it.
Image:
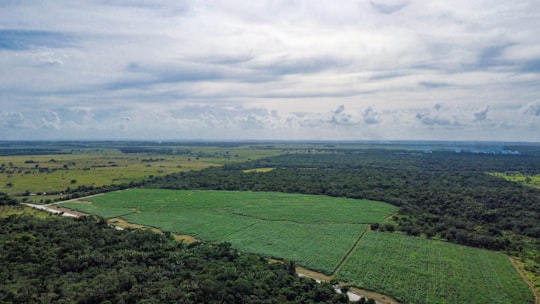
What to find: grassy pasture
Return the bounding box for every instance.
[490,172,540,190]
[337,231,534,304]
[61,188,395,273]
[0,205,52,219]
[0,144,282,201]
[243,167,275,173]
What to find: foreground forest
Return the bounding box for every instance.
[0,210,351,304]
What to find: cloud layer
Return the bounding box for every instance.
[1,1,539,141]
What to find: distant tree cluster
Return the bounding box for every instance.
[54,183,137,201]
[0,192,17,206]
[0,214,350,304]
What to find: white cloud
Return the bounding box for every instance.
[415,104,464,127]
[363,107,382,125]
[39,111,62,130]
[0,111,27,128]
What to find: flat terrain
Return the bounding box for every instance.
[61,188,396,273]
[0,143,282,202]
[60,188,534,303]
[338,231,534,304]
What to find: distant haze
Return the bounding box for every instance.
[1,1,539,141]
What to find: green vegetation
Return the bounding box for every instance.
[338,231,533,304]
[243,167,275,173]
[150,149,540,250]
[490,172,540,190]
[62,189,535,303]
[147,147,540,298]
[0,141,283,202]
[62,189,395,273]
[78,189,396,224]
[0,204,51,219]
[0,191,17,206]
[0,212,350,304]
[3,140,540,303]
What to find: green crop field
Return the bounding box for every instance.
[61,188,395,273]
[123,211,366,273]
[337,231,534,304]
[72,189,396,224]
[60,189,533,303]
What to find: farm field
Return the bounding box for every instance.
[59,188,534,303]
[79,189,397,224]
[337,231,534,304]
[61,188,395,273]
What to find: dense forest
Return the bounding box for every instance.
[147,149,540,252]
[0,211,351,304]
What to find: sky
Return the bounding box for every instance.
[1,1,539,142]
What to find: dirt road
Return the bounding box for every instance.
[22,203,80,217]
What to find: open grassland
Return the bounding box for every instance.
[61,188,396,273]
[337,231,534,304]
[0,205,52,219]
[242,167,275,173]
[490,172,540,190]
[0,145,282,201]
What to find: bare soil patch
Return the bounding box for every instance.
[67,200,93,204]
[51,206,88,217]
[296,266,333,281]
[173,234,199,243]
[108,218,199,244]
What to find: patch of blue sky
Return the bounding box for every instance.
[0,29,74,50]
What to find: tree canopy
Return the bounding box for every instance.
[0,214,350,304]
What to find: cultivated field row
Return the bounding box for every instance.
[60,189,535,304]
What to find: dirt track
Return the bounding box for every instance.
[22,203,81,217]
[296,266,400,304]
[509,256,539,304]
